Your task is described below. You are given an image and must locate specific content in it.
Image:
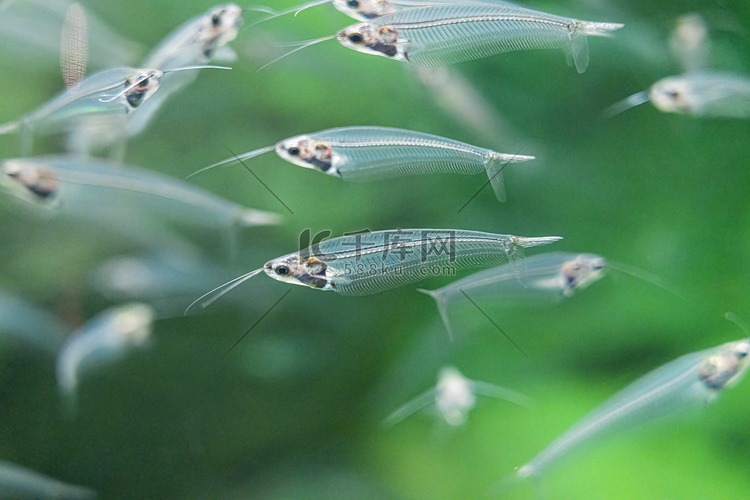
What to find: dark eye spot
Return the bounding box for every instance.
[666,90,680,99]
[288,147,300,156]
[211,13,221,26]
[138,77,150,88]
[275,265,290,276]
[347,0,360,7]
[348,32,364,44]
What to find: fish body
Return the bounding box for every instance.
[55,303,155,411]
[203,126,533,201]
[383,366,531,427]
[336,4,623,72]
[419,252,606,337]
[124,4,243,137]
[517,337,750,479]
[649,71,750,117]
[332,0,519,21]
[0,155,281,230]
[263,228,562,295]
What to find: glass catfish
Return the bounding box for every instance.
[186,228,562,312]
[606,71,750,118]
[418,252,606,338]
[0,65,227,155]
[193,126,534,202]
[56,303,155,414]
[0,155,281,230]
[512,335,750,483]
[125,4,244,137]
[382,366,531,427]
[336,4,624,72]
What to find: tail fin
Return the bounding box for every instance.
[569,21,624,74]
[417,288,455,340]
[485,152,534,202]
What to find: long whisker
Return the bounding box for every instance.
[725,312,750,336]
[257,34,336,72]
[603,91,650,118]
[184,268,264,315]
[163,65,232,74]
[98,73,149,103]
[607,260,687,301]
[186,145,275,179]
[245,0,331,27]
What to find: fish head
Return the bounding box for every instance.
[197,4,243,58]
[275,135,339,176]
[699,339,750,391]
[111,303,155,347]
[0,159,60,204]
[559,253,607,296]
[337,22,401,60]
[124,69,166,108]
[332,0,395,21]
[649,76,695,114]
[264,253,331,290]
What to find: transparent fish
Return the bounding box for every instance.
[382,366,531,427]
[55,303,155,414]
[606,71,750,118]
[0,0,142,69]
[0,459,95,499]
[187,228,562,312]
[0,287,67,354]
[124,4,243,138]
[251,0,519,23]
[514,336,750,480]
[418,252,606,338]
[0,65,227,155]
[193,126,534,202]
[336,4,624,72]
[0,155,281,231]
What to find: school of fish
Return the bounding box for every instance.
[0,0,747,497]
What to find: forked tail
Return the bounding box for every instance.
[485,152,535,202]
[569,21,624,74]
[416,288,455,340]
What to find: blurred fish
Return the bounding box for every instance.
[382,366,531,427]
[418,252,606,338]
[192,126,533,202]
[56,302,155,414]
[0,0,142,69]
[187,228,562,312]
[512,335,750,482]
[0,288,67,353]
[0,65,228,156]
[123,4,244,138]
[669,13,709,73]
[336,4,623,72]
[0,459,95,499]
[0,155,280,230]
[606,71,750,118]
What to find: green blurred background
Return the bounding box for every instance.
[0,0,749,498]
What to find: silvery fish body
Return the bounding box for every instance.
[649,72,750,117]
[125,4,243,137]
[336,4,623,72]
[55,303,155,412]
[0,460,95,499]
[516,337,750,479]
[0,67,165,155]
[382,366,531,427]
[419,252,606,336]
[203,126,533,201]
[263,228,562,295]
[0,155,281,231]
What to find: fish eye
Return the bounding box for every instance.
[211,13,222,26]
[138,77,150,87]
[348,32,364,44]
[347,0,360,6]
[288,147,300,156]
[275,265,291,276]
[666,90,680,100]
